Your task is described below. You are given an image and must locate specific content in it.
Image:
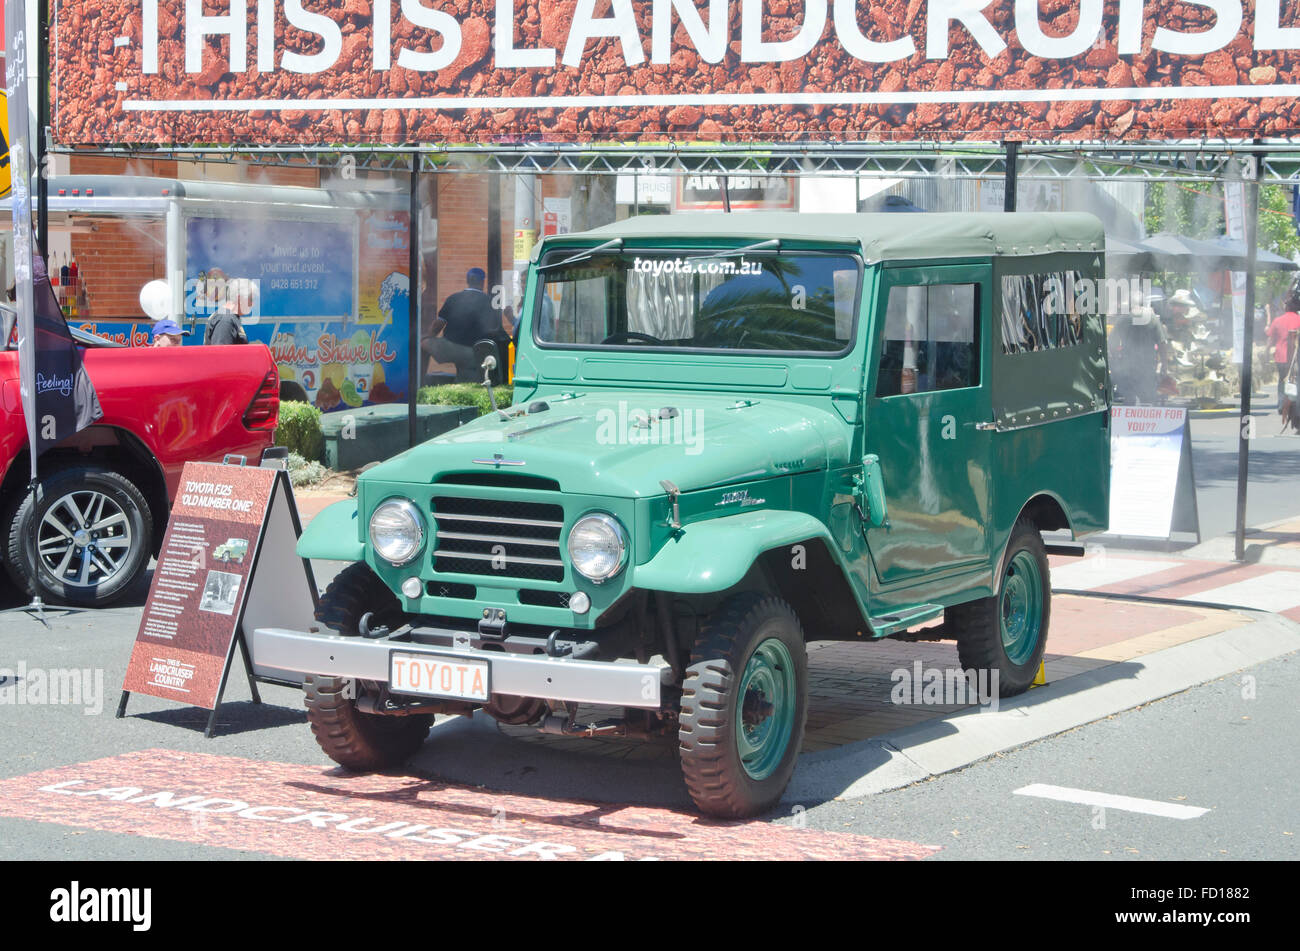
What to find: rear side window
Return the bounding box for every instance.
[1000,272,1085,354]
[876,283,979,397]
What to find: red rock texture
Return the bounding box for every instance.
[50,0,1300,145]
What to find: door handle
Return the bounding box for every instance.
[975,421,998,431]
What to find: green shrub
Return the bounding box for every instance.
[276,401,325,461]
[287,451,328,487]
[416,383,513,417]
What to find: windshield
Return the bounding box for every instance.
[533,247,862,355]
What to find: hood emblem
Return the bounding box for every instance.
[473,453,526,467]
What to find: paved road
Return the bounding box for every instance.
[797,650,1299,860]
[1186,404,1300,541]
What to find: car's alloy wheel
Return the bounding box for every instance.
[5,466,152,607]
[36,488,135,591]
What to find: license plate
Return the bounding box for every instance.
[389,652,490,702]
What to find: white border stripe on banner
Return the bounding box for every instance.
[1014,783,1210,819]
[123,83,1300,113]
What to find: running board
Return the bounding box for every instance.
[869,604,944,637]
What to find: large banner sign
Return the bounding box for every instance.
[51,1,1300,145]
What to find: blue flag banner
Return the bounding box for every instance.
[28,251,102,455]
[5,0,100,479]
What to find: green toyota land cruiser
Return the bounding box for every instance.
[255,212,1112,818]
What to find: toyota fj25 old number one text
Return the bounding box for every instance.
[256,212,1112,818]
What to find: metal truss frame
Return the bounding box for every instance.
[52,138,1300,183]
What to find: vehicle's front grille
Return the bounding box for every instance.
[519,589,572,608]
[431,496,566,582]
[425,580,476,600]
[436,472,561,491]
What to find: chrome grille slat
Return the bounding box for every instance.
[433,550,565,567]
[433,512,563,529]
[431,495,566,582]
[436,530,561,547]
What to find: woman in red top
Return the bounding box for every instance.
[1266,288,1300,404]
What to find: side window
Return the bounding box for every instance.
[876,283,979,397]
[1001,271,1085,354]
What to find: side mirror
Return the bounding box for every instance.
[861,454,888,528]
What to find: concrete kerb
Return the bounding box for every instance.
[785,611,1300,806]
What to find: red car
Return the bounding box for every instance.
[1,322,279,606]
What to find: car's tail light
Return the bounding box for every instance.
[243,368,280,431]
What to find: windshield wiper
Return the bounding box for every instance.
[690,239,781,263]
[538,238,624,272]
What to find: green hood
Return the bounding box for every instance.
[362,391,850,497]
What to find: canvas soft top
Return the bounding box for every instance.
[539,212,1106,263]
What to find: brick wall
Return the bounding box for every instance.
[69,219,166,319]
[434,172,492,313]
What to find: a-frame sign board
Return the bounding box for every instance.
[117,457,317,737]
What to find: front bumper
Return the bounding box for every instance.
[251,627,669,709]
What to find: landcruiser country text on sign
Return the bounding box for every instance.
[52,0,1300,144]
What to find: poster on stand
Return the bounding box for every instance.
[1107,406,1200,540]
[120,461,316,719]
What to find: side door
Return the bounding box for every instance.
[862,264,994,592]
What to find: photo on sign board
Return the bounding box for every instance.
[211,538,249,565]
[199,571,242,616]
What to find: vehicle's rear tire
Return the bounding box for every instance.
[949,517,1051,697]
[304,563,431,771]
[5,465,152,607]
[678,593,808,819]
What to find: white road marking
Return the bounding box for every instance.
[1185,572,1300,613]
[1050,558,1180,591]
[1013,783,1209,819]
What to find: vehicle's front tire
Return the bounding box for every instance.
[950,517,1051,697]
[5,465,153,607]
[678,593,808,819]
[304,563,431,771]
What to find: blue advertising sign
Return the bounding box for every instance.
[74,210,411,415]
[186,216,354,319]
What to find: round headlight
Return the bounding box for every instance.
[567,513,627,583]
[369,498,425,566]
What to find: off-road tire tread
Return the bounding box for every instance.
[678,592,808,819]
[314,562,404,636]
[303,564,430,771]
[949,516,1051,697]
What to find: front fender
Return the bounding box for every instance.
[634,509,841,594]
[296,499,364,561]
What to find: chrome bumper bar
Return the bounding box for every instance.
[251,627,670,709]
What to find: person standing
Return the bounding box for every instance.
[1266,288,1300,405]
[1112,305,1168,405]
[203,273,251,345]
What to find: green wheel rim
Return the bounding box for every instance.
[1000,550,1044,667]
[735,637,796,781]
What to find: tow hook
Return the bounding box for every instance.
[358,612,390,639]
[538,700,626,737]
[538,714,627,737]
